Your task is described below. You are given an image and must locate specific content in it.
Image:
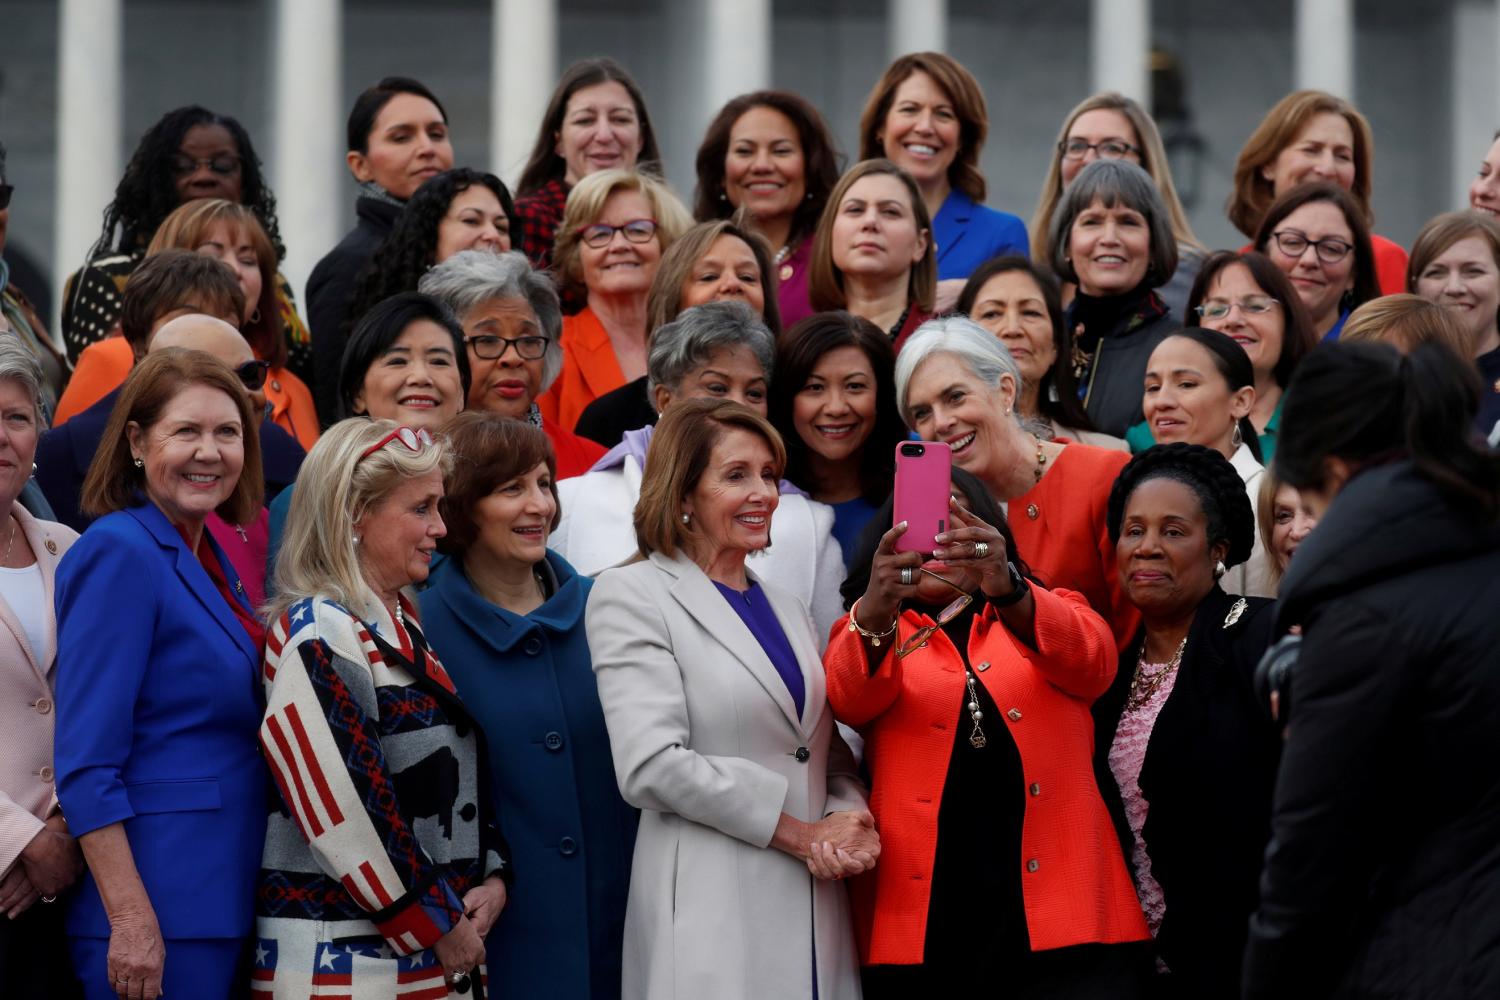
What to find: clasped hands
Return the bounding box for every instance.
[804,809,880,881]
[0,815,83,919]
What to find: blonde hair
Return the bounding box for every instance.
[808,159,936,315]
[552,168,693,297]
[1257,468,1289,587]
[1340,294,1471,355]
[1227,90,1375,239]
[267,418,453,624]
[1031,92,1200,267]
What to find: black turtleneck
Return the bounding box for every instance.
[1068,280,1158,356]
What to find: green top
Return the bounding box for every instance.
[1124,396,1284,461]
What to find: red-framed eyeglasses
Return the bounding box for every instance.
[358,425,434,462]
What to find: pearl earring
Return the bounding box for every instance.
[133,457,144,468]
[681,513,691,525]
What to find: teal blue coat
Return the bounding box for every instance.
[419,550,636,1000]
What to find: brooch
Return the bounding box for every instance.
[1223,598,1247,629]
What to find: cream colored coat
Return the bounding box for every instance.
[587,550,865,1000]
[0,503,78,877]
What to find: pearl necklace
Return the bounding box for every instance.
[773,243,792,266]
[964,670,987,748]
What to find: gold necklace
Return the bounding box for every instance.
[1126,636,1187,711]
[1032,435,1048,484]
[1,516,16,564]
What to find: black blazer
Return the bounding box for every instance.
[306,196,402,426]
[35,386,305,532]
[573,375,657,448]
[1094,585,1279,998]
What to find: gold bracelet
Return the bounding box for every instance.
[847,597,898,646]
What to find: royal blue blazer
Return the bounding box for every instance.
[53,501,268,940]
[933,190,1030,281]
[419,550,637,1000]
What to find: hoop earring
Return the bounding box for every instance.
[249,308,261,325]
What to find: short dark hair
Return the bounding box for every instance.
[1186,250,1318,390]
[438,411,560,559]
[1277,340,1500,521]
[769,311,903,504]
[516,58,661,198]
[82,348,264,523]
[1155,327,1265,464]
[840,466,1031,610]
[347,77,448,154]
[694,91,843,246]
[348,168,516,329]
[91,105,283,262]
[1107,442,1257,569]
[120,249,246,356]
[1253,181,1380,315]
[955,255,1098,434]
[1048,159,1179,289]
[337,291,471,420]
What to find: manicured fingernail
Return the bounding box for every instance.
[934,533,949,543]
[897,520,907,529]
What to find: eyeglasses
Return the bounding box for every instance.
[234,359,271,392]
[359,425,434,462]
[896,569,973,658]
[170,154,242,176]
[465,334,550,361]
[579,218,657,248]
[1194,296,1280,320]
[1270,230,1353,264]
[1058,138,1141,161]
[0,184,12,210]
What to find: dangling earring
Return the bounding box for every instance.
[1231,423,1244,450]
[1214,560,1226,580]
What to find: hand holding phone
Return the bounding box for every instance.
[892,441,951,554]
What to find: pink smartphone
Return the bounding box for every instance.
[892,441,951,554]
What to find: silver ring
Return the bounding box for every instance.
[974,541,989,559]
[900,566,914,585]
[451,971,469,984]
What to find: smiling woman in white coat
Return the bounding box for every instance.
[586,398,873,1000]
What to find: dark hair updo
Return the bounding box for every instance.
[1107,442,1257,569]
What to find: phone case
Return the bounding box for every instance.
[892,441,952,554]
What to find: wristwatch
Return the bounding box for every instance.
[987,561,1029,609]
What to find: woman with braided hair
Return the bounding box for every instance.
[1243,341,1500,999]
[1093,442,1281,998]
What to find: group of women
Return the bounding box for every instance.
[2,44,1499,1000]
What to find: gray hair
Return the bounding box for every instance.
[894,315,1022,428]
[0,338,46,430]
[1047,159,1179,289]
[418,249,565,393]
[647,300,775,398]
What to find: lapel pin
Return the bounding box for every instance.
[45,539,58,555]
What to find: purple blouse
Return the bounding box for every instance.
[713,579,805,717]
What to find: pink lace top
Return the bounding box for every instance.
[1107,657,1181,940]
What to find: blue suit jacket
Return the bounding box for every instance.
[933,190,1030,281]
[35,386,305,533]
[419,551,637,1000]
[53,502,268,940]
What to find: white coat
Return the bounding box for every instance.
[586,550,866,1000]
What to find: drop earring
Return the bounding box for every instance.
[1214,560,1226,580]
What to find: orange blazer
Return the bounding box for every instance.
[50,334,317,450]
[1012,441,1140,651]
[824,586,1150,965]
[539,307,628,432]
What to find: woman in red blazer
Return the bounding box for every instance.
[826,468,1149,997]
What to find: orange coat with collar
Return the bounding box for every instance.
[824,585,1149,966]
[1012,441,1139,651]
[539,307,628,432]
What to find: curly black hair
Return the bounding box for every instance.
[346,168,514,331]
[90,106,284,263]
[1106,442,1256,569]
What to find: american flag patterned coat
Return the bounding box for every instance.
[252,588,510,999]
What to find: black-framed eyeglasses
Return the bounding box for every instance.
[1059,138,1141,161]
[1270,230,1353,264]
[0,184,12,210]
[234,359,271,392]
[465,334,550,361]
[896,569,973,658]
[1194,296,1280,320]
[171,154,242,176]
[579,218,657,249]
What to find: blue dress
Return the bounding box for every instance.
[418,550,636,1000]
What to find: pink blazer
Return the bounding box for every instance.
[0,502,79,876]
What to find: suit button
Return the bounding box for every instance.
[1029,783,1041,797]
[38,766,54,782]
[1026,858,1040,873]
[794,746,810,762]
[33,698,52,714]
[975,661,990,672]
[559,836,578,856]
[523,636,543,656]
[1007,708,1022,721]
[544,731,564,751]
